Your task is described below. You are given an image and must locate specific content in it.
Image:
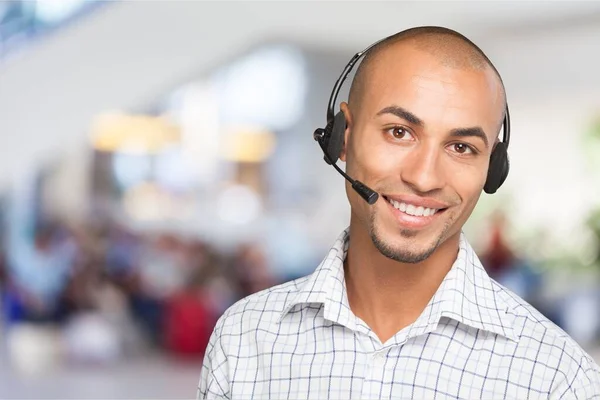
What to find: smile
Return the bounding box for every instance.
[383,195,448,229]
[388,198,440,216]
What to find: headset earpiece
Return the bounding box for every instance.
[322,111,347,165]
[484,141,509,194]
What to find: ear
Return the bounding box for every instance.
[339,102,353,162]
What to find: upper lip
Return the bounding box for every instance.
[383,194,450,210]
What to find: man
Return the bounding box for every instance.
[198,27,600,399]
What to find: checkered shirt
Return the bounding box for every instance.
[198,229,600,399]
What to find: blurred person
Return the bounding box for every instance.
[4,223,77,324]
[164,241,233,357]
[180,244,239,321]
[137,234,191,298]
[61,254,100,314]
[480,210,542,304]
[198,27,600,399]
[164,272,216,358]
[104,224,141,280]
[232,243,276,298]
[480,210,515,279]
[129,234,193,346]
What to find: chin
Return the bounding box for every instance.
[368,221,438,264]
[369,205,460,263]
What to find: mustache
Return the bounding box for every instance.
[376,185,460,206]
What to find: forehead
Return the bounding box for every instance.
[360,43,504,137]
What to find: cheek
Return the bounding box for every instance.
[347,130,398,180]
[449,165,487,207]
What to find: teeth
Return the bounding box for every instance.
[389,199,439,217]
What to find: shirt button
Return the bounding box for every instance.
[372,352,386,367]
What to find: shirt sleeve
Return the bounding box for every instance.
[566,356,600,399]
[197,315,230,400]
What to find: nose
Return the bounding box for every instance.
[399,143,446,194]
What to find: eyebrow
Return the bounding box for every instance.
[376,106,423,126]
[449,127,489,148]
[377,105,489,149]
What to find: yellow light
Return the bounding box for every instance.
[221,126,276,163]
[122,182,166,222]
[90,112,181,154]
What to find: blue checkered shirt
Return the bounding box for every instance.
[198,229,600,399]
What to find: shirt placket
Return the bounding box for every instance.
[355,328,385,399]
[358,347,389,399]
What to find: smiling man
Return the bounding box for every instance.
[198,27,600,399]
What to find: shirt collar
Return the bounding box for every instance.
[279,228,517,342]
[279,229,357,328]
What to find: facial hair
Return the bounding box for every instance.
[367,207,453,264]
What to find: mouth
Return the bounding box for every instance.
[382,195,448,229]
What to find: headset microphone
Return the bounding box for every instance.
[313,127,379,205]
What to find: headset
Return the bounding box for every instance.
[313,27,511,205]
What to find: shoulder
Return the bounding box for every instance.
[492,280,600,396]
[493,278,585,355]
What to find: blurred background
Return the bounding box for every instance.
[1,1,600,398]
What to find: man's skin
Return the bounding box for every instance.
[339,38,506,344]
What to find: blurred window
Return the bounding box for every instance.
[0,0,104,59]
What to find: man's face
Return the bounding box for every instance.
[341,43,505,263]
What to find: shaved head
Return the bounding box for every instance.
[339,26,509,266]
[348,27,506,127]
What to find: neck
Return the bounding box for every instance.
[344,214,460,344]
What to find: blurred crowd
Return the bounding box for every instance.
[0,208,599,373]
[0,218,278,368]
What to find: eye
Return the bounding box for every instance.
[386,127,414,141]
[449,143,476,155]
